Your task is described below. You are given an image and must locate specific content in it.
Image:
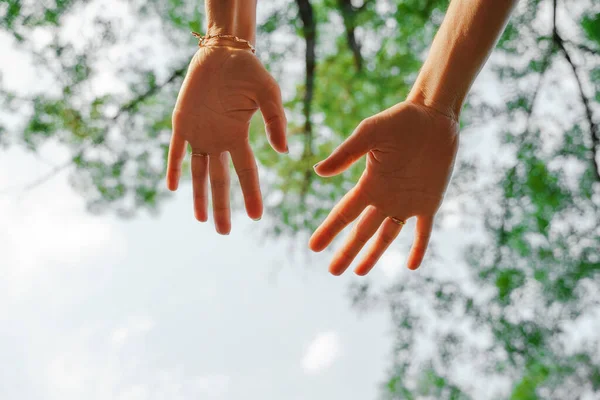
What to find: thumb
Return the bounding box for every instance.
[314,118,375,177]
[257,73,288,154]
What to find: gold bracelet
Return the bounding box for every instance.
[191,32,256,54]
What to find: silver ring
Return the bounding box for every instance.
[191,152,208,157]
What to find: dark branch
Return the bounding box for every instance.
[0,152,79,195]
[553,29,600,181]
[0,64,189,196]
[295,0,317,200]
[112,66,187,121]
[339,0,363,71]
[552,0,557,29]
[564,40,599,56]
[295,0,316,148]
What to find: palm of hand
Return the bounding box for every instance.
[166,47,287,234]
[310,102,459,275]
[361,102,458,219]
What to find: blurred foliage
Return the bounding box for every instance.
[1,0,599,398]
[351,1,600,399]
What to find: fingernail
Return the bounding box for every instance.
[284,145,289,154]
[252,217,262,221]
[313,162,321,169]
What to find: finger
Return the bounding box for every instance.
[313,118,375,177]
[354,218,403,276]
[166,131,187,191]
[191,154,209,222]
[230,142,262,221]
[309,187,368,252]
[406,215,434,270]
[209,152,231,235]
[257,76,288,154]
[329,207,385,276]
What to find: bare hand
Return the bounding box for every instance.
[166,46,287,234]
[309,101,459,275]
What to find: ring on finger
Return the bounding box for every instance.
[390,216,406,226]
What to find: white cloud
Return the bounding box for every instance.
[0,148,126,301]
[43,321,231,400]
[302,331,341,374]
[441,199,464,230]
[378,249,406,279]
[111,316,156,347]
[195,374,231,397]
[115,385,149,400]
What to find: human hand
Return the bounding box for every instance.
[166,46,287,234]
[309,101,459,275]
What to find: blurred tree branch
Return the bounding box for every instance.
[338,0,364,71]
[0,154,75,195]
[295,0,317,201]
[0,63,187,195]
[552,0,600,181]
[565,40,599,55]
[113,66,187,121]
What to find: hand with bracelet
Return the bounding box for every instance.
[166,0,287,235]
[309,0,518,275]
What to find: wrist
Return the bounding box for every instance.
[206,22,232,37]
[205,0,256,45]
[205,0,237,39]
[206,21,256,47]
[407,82,463,122]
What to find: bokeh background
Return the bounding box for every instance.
[1,0,599,399]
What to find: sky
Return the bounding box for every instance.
[0,143,406,400]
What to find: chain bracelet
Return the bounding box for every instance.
[191,32,256,54]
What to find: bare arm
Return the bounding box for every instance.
[408,0,518,120]
[205,0,257,44]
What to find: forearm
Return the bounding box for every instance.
[206,0,258,44]
[407,0,518,120]
[235,0,257,44]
